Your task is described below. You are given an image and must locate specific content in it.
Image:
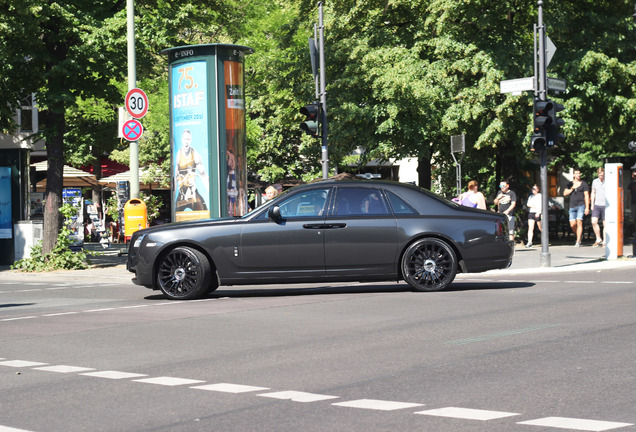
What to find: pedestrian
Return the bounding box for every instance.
[264,183,282,201]
[590,167,606,247]
[458,180,487,210]
[628,170,636,235]
[526,184,542,248]
[494,179,517,241]
[563,168,590,247]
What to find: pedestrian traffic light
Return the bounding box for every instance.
[531,99,552,152]
[546,101,565,147]
[299,102,321,138]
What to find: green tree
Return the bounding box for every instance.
[0,0,256,255]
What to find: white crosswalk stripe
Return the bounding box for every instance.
[332,399,423,411]
[133,377,205,386]
[518,416,634,431]
[258,390,339,403]
[192,383,270,393]
[414,407,520,421]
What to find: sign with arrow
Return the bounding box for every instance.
[122,119,143,141]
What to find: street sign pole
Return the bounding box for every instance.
[537,0,551,267]
[127,0,139,199]
[318,1,329,179]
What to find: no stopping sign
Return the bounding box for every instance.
[122,119,144,141]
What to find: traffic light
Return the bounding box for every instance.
[546,101,565,147]
[531,99,552,152]
[299,102,321,138]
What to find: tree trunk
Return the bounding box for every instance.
[42,112,65,255]
[417,144,432,190]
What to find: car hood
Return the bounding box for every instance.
[134,217,240,236]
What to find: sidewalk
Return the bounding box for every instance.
[491,241,636,275]
[0,241,634,282]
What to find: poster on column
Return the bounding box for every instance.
[0,167,11,239]
[172,60,211,222]
[225,60,248,217]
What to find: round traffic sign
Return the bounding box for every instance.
[125,88,149,119]
[122,119,144,141]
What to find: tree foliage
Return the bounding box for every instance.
[2,0,636,254]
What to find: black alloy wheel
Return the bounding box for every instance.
[401,238,458,292]
[157,247,212,300]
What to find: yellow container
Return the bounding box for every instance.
[124,199,148,239]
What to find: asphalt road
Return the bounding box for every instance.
[1,268,635,432]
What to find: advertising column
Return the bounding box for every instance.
[605,163,623,260]
[164,44,253,222]
[171,60,212,221]
[224,59,248,216]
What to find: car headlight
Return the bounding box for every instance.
[133,234,146,248]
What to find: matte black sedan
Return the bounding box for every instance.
[127,179,513,299]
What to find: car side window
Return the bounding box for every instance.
[334,187,390,216]
[386,191,417,215]
[278,189,329,218]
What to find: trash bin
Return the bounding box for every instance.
[124,199,147,240]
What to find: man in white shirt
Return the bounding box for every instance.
[590,167,605,247]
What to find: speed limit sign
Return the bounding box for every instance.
[125,88,149,119]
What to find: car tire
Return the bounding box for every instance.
[401,238,457,292]
[157,247,212,300]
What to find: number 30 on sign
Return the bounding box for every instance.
[125,88,149,119]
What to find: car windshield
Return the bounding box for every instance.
[241,188,291,218]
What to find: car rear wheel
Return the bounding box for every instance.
[157,247,212,300]
[402,238,457,292]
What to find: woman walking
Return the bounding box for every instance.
[526,184,542,248]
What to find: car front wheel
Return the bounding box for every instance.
[157,247,212,300]
[401,238,457,292]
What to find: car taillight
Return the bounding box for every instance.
[495,219,506,237]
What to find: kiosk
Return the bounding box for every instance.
[163,44,253,222]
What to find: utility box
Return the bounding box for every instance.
[605,163,623,260]
[14,220,43,260]
[124,199,147,240]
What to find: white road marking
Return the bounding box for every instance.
[42,312,79,317]
[1,317,36,322]
[518,417,634,431]
[564,280,595,284]
[258,391,339,403]
[33,365,95,373]
[414,407,520,421]
[445,324,557,345]
[192,383,270,393]
[83,308,117,313]
[133,377,205,386]
[332,399,423,411]
[81,371,147,379]
[2,356,633,430]
[0,425,35,432]
[0,360,48,367]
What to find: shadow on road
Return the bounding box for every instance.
[143,280,535,301]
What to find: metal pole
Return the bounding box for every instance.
[538,0,551,266]
[127,0,139,199]
[318,1,329,179]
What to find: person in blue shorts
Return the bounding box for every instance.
[563,168,590,247]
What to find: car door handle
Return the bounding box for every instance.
[303,223,347,229]
[326,223,347,229]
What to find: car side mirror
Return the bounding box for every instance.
[268,205,282,222]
